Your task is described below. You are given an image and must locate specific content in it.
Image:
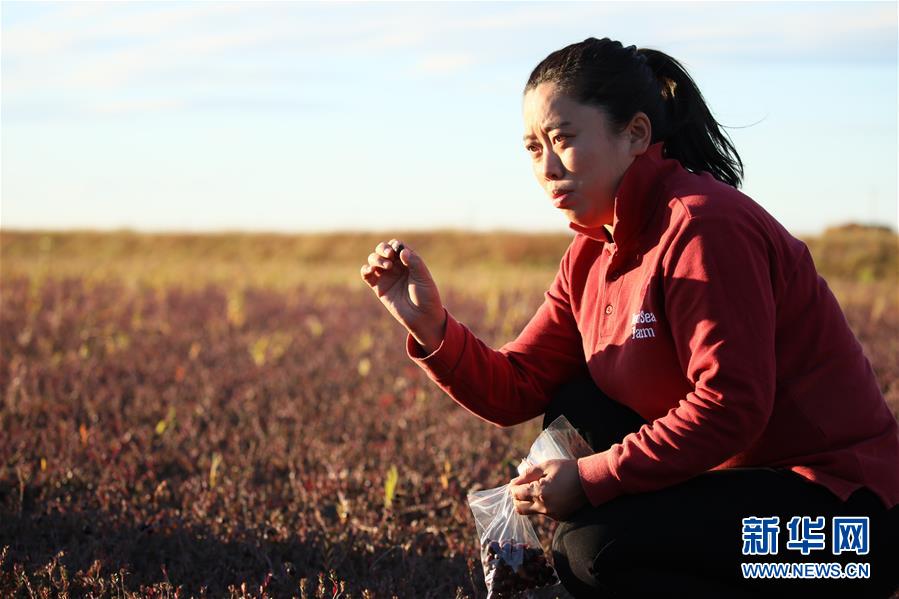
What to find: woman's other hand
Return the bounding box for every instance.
[510,458,588,520]
[360,238,446,353]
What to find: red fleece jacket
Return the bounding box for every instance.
[406,142,899,510]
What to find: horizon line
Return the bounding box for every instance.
[2,221,897,238]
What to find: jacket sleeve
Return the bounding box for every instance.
[406,244,589,427]
[577,214,777,505]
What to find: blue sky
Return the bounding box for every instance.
[2,1,896,235]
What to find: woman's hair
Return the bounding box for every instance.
[525,37,743,188]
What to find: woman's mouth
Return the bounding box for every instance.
[552,191,574,208]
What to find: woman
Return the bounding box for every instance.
[360,38,899,597]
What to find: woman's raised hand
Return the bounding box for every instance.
[360,239,447,353]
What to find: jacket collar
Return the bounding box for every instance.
[568,141,678,253]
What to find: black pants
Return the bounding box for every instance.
[544,376,899,599]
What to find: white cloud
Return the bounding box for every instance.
[62,29,281,89]
[2,2,254,56]
[2,1,895,120]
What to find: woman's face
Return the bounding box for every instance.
[522,82,639,229]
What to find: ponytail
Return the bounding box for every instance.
[525,38,744,188]
[637,48,743,188]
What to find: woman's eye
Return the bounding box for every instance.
[525,144,541,154]
[552,134,568,144]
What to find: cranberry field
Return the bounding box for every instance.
[2,228,897,597]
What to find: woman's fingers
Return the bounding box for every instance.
[510,484,527,502]
[379,240,398,257]
[511,480,540,502]
[515,500,537,515]
[376,239,404,259]
[360,263,378,279]
[361,239,405,287]
[510,464,543,486]
[511,479,547,515]
[513,495,544,516]
[363,239,409,277]
[370,239,408,266]
[367,251,393,270]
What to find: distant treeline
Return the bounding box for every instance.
[803,224,897,282]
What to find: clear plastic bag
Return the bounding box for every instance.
[467,415,593,598]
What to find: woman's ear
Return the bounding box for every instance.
[625,112,652,155]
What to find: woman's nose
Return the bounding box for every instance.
[541,149,564,181]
